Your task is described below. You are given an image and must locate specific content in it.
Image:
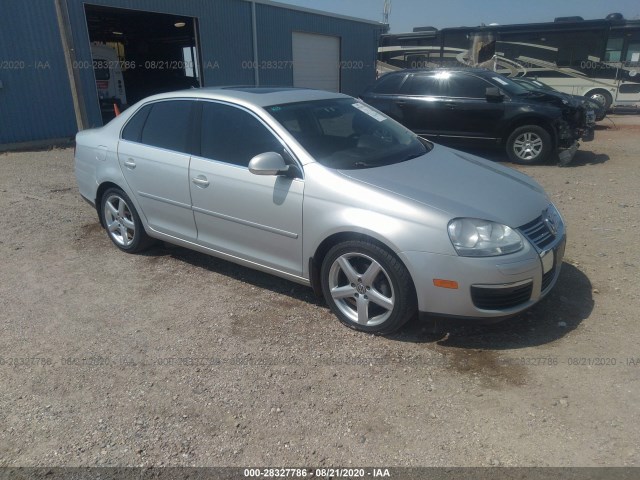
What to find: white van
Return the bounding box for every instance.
[90,43,127,112]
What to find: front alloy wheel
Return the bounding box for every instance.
[506,125,551,165]
[321,240,416,334]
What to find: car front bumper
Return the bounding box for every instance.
[400,233,566,321]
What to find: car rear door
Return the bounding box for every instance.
[117,100,198,240]
[360,73,409,123]
[390,73,447,137]
[188,101,304,276]
[363,73,443,137]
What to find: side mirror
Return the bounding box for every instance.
[486,87,504,102]
[248,152,289,176]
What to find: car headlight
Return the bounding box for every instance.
[448,218,523,257]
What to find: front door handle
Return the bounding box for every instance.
[445,103,458,109]
[123,158,136,169]
[396,101,407,107]
[192,175,210,188]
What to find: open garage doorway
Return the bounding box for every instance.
[84,4,201,124]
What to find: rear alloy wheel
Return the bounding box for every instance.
[506,125,551,165]
[586,89,613,110]
[321,240,416,334]
[100,188,153,253]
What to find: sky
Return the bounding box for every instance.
[273,0,640,32]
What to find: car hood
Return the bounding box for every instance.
[520,90,582,109]
[337,144,549,228]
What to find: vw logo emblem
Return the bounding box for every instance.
[542,207,558,235]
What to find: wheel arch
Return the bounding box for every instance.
[502,116,557,148]
[95,181,123,227]
[308,231,417,302]
[95,181,148,232]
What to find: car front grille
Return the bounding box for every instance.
[519,216,556,251]
[471,281,533,310]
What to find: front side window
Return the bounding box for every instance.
[446,73,491,98]
[200,102,283,167]
[266,98,429,169]
[139,100,193,153]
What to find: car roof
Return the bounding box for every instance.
[137,86,351,107]
[383,67,493,76]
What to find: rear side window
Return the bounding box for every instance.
[200,102,283,167]
[121,104,152,143]
[371,74,406,94]
[400,74,441,95]
[139,100,193,153]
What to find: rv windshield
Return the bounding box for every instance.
[93,59,111,81]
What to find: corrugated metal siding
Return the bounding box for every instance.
[255,3,384,96]
[0,0,382,144]
[0,0,77,144]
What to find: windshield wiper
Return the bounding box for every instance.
[518,90,543,97]
[402,152,425,162]
[353,161,373,168]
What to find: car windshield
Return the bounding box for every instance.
[490,75,530,96]
[514,79,555,92]
[265,98,429,169]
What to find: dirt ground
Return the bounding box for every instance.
[0,115,638,469]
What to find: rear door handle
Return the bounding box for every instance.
[395,101,407,107]
[191,175,210,188]
[445,103,458,109]
[123,158,136,169]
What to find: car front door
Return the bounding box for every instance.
[436,72,505,144]
[189,101,304,276]
[117,100,198,240]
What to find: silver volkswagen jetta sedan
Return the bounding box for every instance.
[75,87,566,334]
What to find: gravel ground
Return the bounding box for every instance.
[0,115,638,468]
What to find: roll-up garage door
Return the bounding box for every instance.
[292,32,340,92]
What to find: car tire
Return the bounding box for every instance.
[506,125,552,165]
[585,89,613,110]
[320,240,417,334]
[100,187,153,253]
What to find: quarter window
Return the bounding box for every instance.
[121,104,152,143]
[200,102,283,167]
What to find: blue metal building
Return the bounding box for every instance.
[0,0,384,147]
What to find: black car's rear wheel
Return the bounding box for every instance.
[506,125,552,165]
[321,240,417,334]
